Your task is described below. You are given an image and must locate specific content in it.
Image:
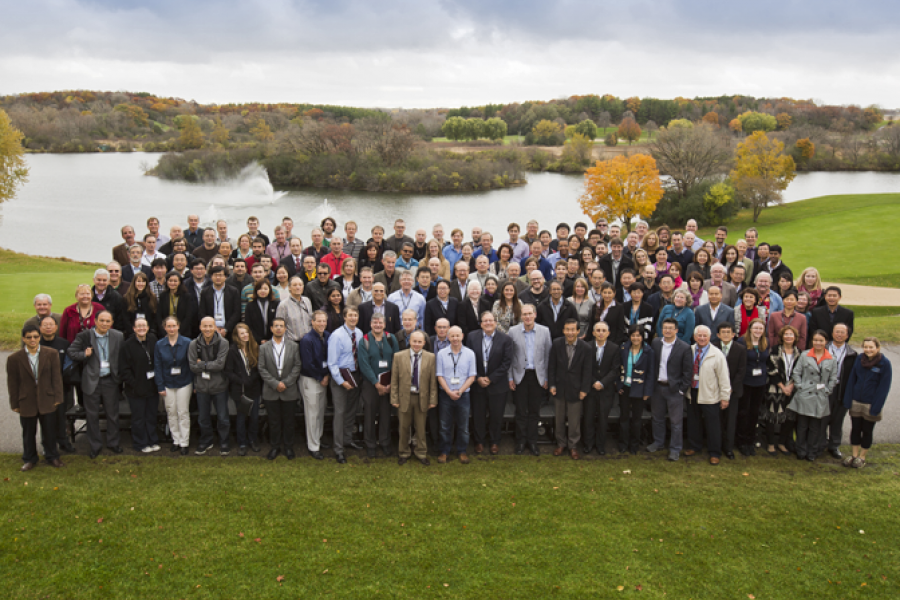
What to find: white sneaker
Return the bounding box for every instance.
[150,445,161,452]
[141,446,155,453]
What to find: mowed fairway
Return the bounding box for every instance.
[1,452,899,598]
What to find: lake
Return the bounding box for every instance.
[2,153,899,263]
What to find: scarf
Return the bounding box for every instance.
[861,353,882,369]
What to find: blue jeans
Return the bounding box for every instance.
[236,395,260,446]
[439,390,470,455]
[197,391,230,448]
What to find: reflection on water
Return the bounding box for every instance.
[1,153,898,263]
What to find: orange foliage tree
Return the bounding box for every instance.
[617,116,642,145]
[579,154,663,232]
[702,111,719,126]
[729,118,742,134]
[776,112,792,130]
[795,138,815,160]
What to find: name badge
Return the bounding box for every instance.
[379,360,388,368]
[215,313,224,320]
[694,374,700,382]
[322,360,328,368]
[202,372,211,380]
[872,368,881,373]
[816,383,826,390]
[483,360,489,370]
[100,360,110,369]
[277,369,282,378]
[752,368,763,376]
[625,376,632,385]
[411,386,419,393]
[146,371,155,380]
[171,367,181,375]
[451,377,460,385]
[136,313,145,320]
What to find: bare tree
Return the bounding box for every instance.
[649,123,732,197]
[877,125,900,156]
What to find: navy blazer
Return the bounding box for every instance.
[423,297,459,337]
[694,303,736,344]
[617,343,656,398]
[590,340,621,400]
[466,330,514,396]
[650,337,692,395]
[548,337,593,403]
[736,338,770,387]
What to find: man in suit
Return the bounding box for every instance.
[448,261,470,301]
[809,286,855,341]
[508,304,552,456]
[92,268,128,333]
[38,316,76,453]
[703,264,738,307]
[259,318,304,460]
[121,244,153,283]
[67,310,125,458]
[536,281,578,340]
[198,265,241,340]
[648,318,693,461]
[821,323,857,459]
[346,267,375,309]
[423,280,459,336]
[597,237,634,292]
[582,320,622,456]
[112,224,144,267]
[713,321,746,460]
[358,283,401,335]
[391,330,438,465]
[694,286,735,344]
[279,238,307,278]
[467,311,514,454]
[646,275,676,317]
[7,323,65,471]
[548,319,593,459]
[374,251,402,294]
[328,307,365,464]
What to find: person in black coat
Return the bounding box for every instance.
[357,284,401,334]
[548,319,593,459]
[582,320,623,455]
[648,319,692,460]
[118,319,160,452]
[713,322,747,460]
[423,281,459,336]
[198,266,241,339]
[466,313,514,454]
[597,242,635,291]
[617,325,656,454]
[245,279,280,344]
[92,277,128,333]
[808,286,855,341]
[226,324,263,455]
[122,272,158,337]
[536,281,578,340]
[156,271,197,339]
[587,282,627,345]
[456,286,483,340]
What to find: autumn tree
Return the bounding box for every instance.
[729,118,743,135]
[574,119,598,140]
[177,116,204,150]
[617,116,641,144]
[531,120,564,145]
[702,111,719,127]
[737,111,777,134]
[730,131,796,222]
[604,132,618,146]
[562,132,593,165]
[0,109,29,204]
[251,117,274,142]
[210,118,230,145]
[626,96,642,115]
[579,154,664,232]
[776,112,792,130]
[650,123,732,198]
[795,138,815,161]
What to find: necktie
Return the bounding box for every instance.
[692,348,702,388]
[350,329,358,370]
[412,353,420,388]
[295,256,301,272]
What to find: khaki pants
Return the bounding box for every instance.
[398,394,427,459]
[554,398,582,449]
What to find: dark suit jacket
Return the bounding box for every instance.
[598,254,634,289]
[590,340,621,400]
[423,297,459,336]
[92,286,128,332]
[112,242,145,268]
[535,298,578,340]
[650,338,693,395]
[809,305,855,341]
[587,302,627,346]
[156,291,197,338]
[694,303,735,344]
[358,300,401,335]
[280,254,307,277]
[395,329,433,353]
[121,263,153,283]
[457,298,482,340]
[713,339,747,400]
[466,330,513,396]
[448,279,469,302]
[245,299,280,343]
[548,338,593,403]
[198,285,241,338]
[67,328,125,394]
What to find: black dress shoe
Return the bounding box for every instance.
[267,448,280,460]
[397,456,408,465]
[419,457,430,466]
[250,442,261,453]
[528,443,540,456]
[238,446,248,456]
[829,448,843,459]
[747,446,757,456]
[74,405,86,414]
[366,448,377,459]
[320,441,332,449]
[515,444,525,455]
[725,451,736,460]
[381,446,393,457]
[347,441,363,450]
[311,450,325,460]
[108,446,123,454]
[336,453,347,464]
[89,450,100,459]
[60,441,75,453]
[179,447,189,456]
[597,448,606,456]
[170,444,180,452]
[285,449,296,460]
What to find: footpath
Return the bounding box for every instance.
[822,283,900,307]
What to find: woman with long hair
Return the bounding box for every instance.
[122,272,158,335]
[154,315,193,455]
[156,271,196,338]
[736,318,770,456]
[764,325,799,456]
[686,248,712,280]
[227,323,263,456]
[490,243,514,280]
[652,248,670,282]
[842,337,893,469]
[492,281,522,333]
[427,239,451,280]
[567,277,595,338]
[324,288,346,333]
[796,267,823,308]
[273,264,291,299]
[632,249,651,276]
[245,279,279,344]
[359,241,384,274]
[641,231,662,258]
[589,282,626,345]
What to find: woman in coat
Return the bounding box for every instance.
[789,330,838,461]
[617,324,656,454]
[625,282,655,343]
[244,279,280,344]
[589,283,626,345]
[764,325,800,456]
[656,289,695,344]
[156,271,196,339]
[734,288,767,337]
[119,317,160,452]
[736,318,770,456]
[842,337,893,469]
[154,315,194,455]
[226,323,263,456]
[122,272,158,336]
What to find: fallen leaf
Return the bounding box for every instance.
[444,583,449,587]
[623,470,632,475]
[255,538,261,543]
[276,575,284,582]
[748,595,755,599]
[322,569,328,574]
[617,586,625,591]
[742,472,749,476]
[97,518,103,523]
[239,532,244,538]
[859,530,865,534]
[636,584,643,591]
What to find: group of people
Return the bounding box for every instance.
[8,213,891,471]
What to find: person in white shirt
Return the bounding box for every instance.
[140,234,166,267]
[388,272,426,329]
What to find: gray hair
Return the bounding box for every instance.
[754,272,772,284]
[402,309,418,319]
[399,271,415,281]
[93,268,110,278]
[673,289,692,303]
[694,324,711,337]
[33,293,52,305]
[710,263,726,273]
[382,251,397,260]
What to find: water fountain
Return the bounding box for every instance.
[201,161,289,227]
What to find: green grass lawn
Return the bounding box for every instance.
[2,450,898,598]
[431,135,525,145]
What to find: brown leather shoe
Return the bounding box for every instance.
[459,453,470,464]
[709,456,720,465]
[437,454,448,464]
[20,462,35,472]
[570,448,581,460]
[475,444,484,454]
[49,459,66,468]
[683,449,696,457]
[553,446,565,456]
[490,444,499,455]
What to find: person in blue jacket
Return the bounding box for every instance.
[154,315,193,455]
[842,337,892,469]
[656,289,696,344]
[617,324,656,454]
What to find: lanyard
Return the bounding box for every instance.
[214,289,224,312]
[273,342,285,371]
[783,350,795,379]
[400,293,412,310]
[450,351,461,376]
[482,336,492,363]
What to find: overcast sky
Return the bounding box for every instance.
[2,0,897,108]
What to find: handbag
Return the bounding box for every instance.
[239,390,257,417]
